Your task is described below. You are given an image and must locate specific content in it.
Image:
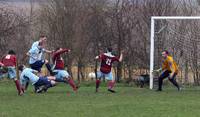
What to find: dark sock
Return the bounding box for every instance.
[169,79,180,89]
[158,78,163,90]
[96,79,101,89]
[108,89,116,93]
[45,63,54,75]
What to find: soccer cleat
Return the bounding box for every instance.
[36,88,43,93]
[178,87,182,91]
[43,87,48,93]
[18,91,24,96]
[73,88,77,93]
[21,88,25,93]
[108,89,116,93]
[74,85,79,92]
[36,86,46,93]
[34,87,39,93]
[95,88,99,93]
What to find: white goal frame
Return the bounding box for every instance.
[150,16,200,89]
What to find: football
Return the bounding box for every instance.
[88,72,96,79]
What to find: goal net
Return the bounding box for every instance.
[150,16,200,89]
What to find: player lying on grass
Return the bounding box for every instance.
[26,35,54,76]
[155,50,180,91]
[0,50,23,95]
[18,65,56,94]
[52,47,78,92]
[95,47,123,93]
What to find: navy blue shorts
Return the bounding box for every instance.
[34,77,51,88]
[159,70,177,80]
[30,60,45,72]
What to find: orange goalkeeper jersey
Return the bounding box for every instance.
[162,56,179,74]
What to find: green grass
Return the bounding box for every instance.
[0,81,200,117]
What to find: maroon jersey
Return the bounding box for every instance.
[52,49,69,70]
[99,53,119,74]
[0,61,4,66]
[2,54,16,67]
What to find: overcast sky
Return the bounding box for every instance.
[0,0,42,2]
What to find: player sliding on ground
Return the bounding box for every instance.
[18,65,56,94]
[95,47,123,93]
[155,50,180,91]
[52,47,78,92]
[0,50,23,95]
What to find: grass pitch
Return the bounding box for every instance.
[0,81,200,117]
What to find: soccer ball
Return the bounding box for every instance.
[88,72,96,79]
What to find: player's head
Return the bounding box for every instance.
[162,50,169,58]
[106,47,112,53]
[39,35,47,41]
[39,35,47,47]
[18,65,25,71]
[8,50,16,55]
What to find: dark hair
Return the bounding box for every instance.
[18,65,24,71]
[40,35,47,38]
[8,50,16,55]
[107,47,112,52]
[56,47,61,51]
[163,50,169,55]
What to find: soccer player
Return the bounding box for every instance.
[26,35,54,76]
[156,50,180,91]
[18,65,56,94]
[52,47,78,92]
[95,47,123,93]
[0,50,23,95]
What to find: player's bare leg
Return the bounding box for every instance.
[107,79,116,93]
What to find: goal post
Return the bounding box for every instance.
[149,16,200,89]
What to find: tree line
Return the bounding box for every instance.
[0,0,199,84]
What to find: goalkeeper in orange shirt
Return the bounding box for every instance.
[156,50,180,91]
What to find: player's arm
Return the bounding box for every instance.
[155,58,167,73]
[95,56,99,60]
[119,52,123,62]
[31,69,38,74]
[26,48,38,60]
[168,60,176,78]
[43,49,52,54]
[26,52,38,60]
[153,68,162,72]
[54,48,70,57]
[95,54,103,60]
